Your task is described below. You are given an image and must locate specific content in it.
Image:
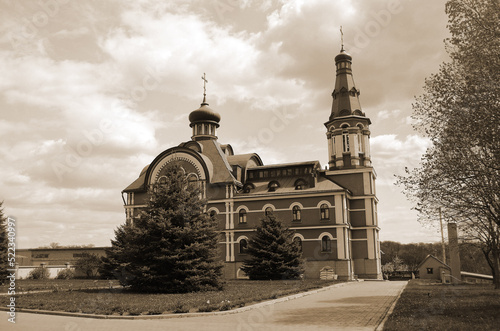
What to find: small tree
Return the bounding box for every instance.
[56,268,75,279]
[104,163,223,292]
[74,253,101,278]
[241,214,304,280]
[28,266,50,280]
[0,202,8,284]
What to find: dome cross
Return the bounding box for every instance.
[201,73,208,103]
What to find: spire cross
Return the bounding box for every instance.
[201,73,208,101]
[340,26,344,52]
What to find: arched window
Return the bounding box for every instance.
[265,207,273,217]
[268,181,280,192]
[209,210,217,217]
[187,173,198,189]
[294,179,307,190]
[238,209,247,224]
[320,204,329,220]
[243,183,254,193]
[321,236,331,252]
[293,237,302,252]
[239,239,248,254]
[342,132,350,152]
[292,205,301,222]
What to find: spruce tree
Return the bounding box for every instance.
[241,214,304,280]
[0,202,8,284]
[105,164,223,292]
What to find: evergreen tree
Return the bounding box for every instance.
[0,202,8,284]
[104,164,223,292]
[241,214,304,280]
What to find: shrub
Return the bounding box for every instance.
[56,268,75,280]
[28,267,51,280]
[197,304,218,312]
[172,302,189,314]
[219,299,232,311]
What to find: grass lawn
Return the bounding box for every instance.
[0,279,339,316]
[384,279,500,331]
[0,279,116,292]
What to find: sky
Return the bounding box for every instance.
[0,0,452,249]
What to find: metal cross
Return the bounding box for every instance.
[201,73,208,96]
[340,26,344,52]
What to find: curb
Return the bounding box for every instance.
[375,280,408,331]
[0,281,355,320]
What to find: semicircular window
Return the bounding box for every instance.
[268,181,280,192]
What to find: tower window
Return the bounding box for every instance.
[321,236,332,252]
[292,205,301,222]
[265,207,273,217]
[320,204,329,220]
[342,133,350,152]
[239,209,247,224]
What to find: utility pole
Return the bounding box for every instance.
[439,207,446,264]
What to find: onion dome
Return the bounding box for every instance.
[189,98,221,127]
[334,49,352,63]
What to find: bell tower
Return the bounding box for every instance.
[324,45,372,170]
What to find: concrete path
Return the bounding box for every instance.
[1,281,407,331]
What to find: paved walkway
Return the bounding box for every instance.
[1,281,407,331]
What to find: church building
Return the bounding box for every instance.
[122,47,382,280]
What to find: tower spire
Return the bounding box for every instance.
[324,44,372,170]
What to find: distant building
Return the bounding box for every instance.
[122,47,382,280]
[417,255,451,281]
[15,247,107,279]
[16,247,107,267]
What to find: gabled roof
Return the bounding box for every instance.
[417,254,451,269]
[123,166,149,192]
[198,139,239,184]
[227,153,263,168]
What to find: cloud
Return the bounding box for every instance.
[53,26,90,38]
[371,134,430,170]
[377,109,401,120]
[0,0,450,247]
